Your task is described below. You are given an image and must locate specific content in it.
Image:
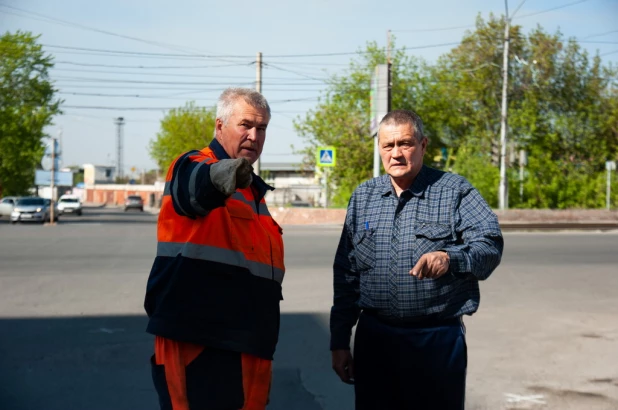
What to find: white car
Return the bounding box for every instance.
[0,196,19,217]
[57,195,83,216]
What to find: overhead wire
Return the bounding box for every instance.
[41,43,253,59]
[51,67,328,81]
[54,61,250,69]
[61,105,311,112]
[0,3,238,62]
[580,29,618,40]
[514,0,591,19]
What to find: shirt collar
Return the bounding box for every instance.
[379,165,429,198]
[207,138,275,195]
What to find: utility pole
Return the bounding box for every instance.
[254,52,263,177]
[49,133,57,225]
[323,168,329,209]
[387,29,392,113]
[498,1,511,211]
[373,31,392,178]
[519,149,527,203]
[607,161,616,210]
[115,117,125,180]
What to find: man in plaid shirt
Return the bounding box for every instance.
[330,110,503,409]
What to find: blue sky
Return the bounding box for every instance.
[1,0,617,176]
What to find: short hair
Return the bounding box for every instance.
[216,88,271,124]
[378,109,425,141]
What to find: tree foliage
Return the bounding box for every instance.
[0,31,62,196]
[295,15,618,209]
[294,43,434,207]
[149,101,216,171]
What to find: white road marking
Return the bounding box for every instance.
[505,393,546,405]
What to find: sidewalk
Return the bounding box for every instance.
[82,202,618,230]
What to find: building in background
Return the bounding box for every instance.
[83,164,116,185]
[261,162,321,206]
[77,161,321,208]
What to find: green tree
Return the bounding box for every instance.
[150,101,216,171]
[294,41,433,207]
[0,31,62,196]
[426,16,618,208]
[295,16,618,208]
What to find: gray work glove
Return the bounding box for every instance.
[209,158,253,196]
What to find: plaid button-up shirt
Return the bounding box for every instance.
[330,166,504,350]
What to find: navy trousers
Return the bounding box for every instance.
[353,312,467,410]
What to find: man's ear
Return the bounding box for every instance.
[215,118,223,133]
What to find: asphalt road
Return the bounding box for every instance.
[0,207,617,409]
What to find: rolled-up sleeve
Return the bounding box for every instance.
[446,183,504,281]
[330,195,362,350]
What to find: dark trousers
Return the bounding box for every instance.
[354,312,467,410]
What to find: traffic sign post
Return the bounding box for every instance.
[607,161,616,210]
[316,147,337,208]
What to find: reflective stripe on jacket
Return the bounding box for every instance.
[157,148,284,284]
[145,141,285,360]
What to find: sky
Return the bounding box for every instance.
[1,0,617,178]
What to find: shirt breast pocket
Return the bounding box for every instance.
[414,223,453,258]
[353,228,376,272]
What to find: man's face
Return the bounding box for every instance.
[379,122,427,185]
[216,99,269,164]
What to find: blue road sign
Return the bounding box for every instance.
[316,146,336,167]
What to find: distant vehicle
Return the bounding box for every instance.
[10,197,58,224]
[0,196,19,217]
[57,195,83,216]
[124,195,144,212]
[289,200,311,208]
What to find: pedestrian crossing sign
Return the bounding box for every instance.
[316,146,336,167]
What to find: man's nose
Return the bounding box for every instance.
[392,144,402,158]
[246,127,257,141]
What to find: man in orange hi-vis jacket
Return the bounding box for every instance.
[144,88,285,410]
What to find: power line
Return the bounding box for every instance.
[51,67,327,81]
[580,29,618,40]
[42,43,252,59]
[263,63,326,81]
[580,41,618,44]
[0,4,224,58]
[54,61,249,69]
[515,0,591,19]
[392,24,475,33]
[393,0,593,33]
[53,76,256,86]
[58,91,322,102]
[47,50,246,60]
[41,41,458,59]
[61,105,310,112]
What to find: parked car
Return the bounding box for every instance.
[57,195,83,216]
[10,197,58,224]
[0,196,19,217]
[124,195,144,212]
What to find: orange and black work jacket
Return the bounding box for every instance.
[144,139,285,360]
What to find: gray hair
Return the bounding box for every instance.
[378,109,425,142]
[216,87,271,124]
